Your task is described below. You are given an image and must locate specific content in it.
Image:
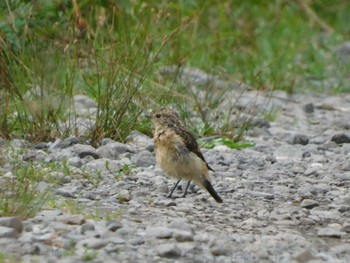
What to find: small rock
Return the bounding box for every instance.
[50,137,81,150]
[74,94,97,110]
[81,222,95,234]
[317,227,342,238]
[60,215,86,225]
[154,199,177,207]
[145,226,173,239]
[71,144,99,159]
[210,239,232,256]
[107,221,123,232]
[56,187,79,198]
[117,189,131,202]
[131,150,156,167]
[173,229,194,242]
[36,181,50,193]
[335,41,350,63]
[303,103,314,113]
[274,145,303,163]
[84,158,122,176]
[67,157,83,168]
[32,210,63,223]
[291,134,309,145]
[125,130,153,148]
[249,191,274,200]
[310,209,341,221]
[168,219,193,232]
[239,218,263,229]
[0,217,23,233]
[81,238,108,249]
[97,142,133,159]
[331,133,350,144]
[330,243,350,255]
[0,226,19,238]
[156,243,181,258]
[294,249,315,262]
[301,199,319,209]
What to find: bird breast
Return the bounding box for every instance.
[154,129,207,182]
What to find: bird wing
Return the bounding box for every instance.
[180,128,215,172]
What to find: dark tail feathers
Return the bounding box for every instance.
[203,179,223,203]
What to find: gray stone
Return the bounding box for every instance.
[168,219,193,232]
[239,217,263,229]
[331,133,350,144]
[303,103,314,113]
[249,191,274,200]
[36,181,50,193]
[0,217,23,233]
[156,243,181,258]
[317,227,343,238]
[0,226,19,238]
[84,158,122,176]
[310,209,341,221]
[97,142,133,159]
[80,238,108,249]
[210,239,232,256]
[301,199,319,209]
[330,243,350,255]
[173,229,194,242]
[32,209,63,223]
[291,134,309,145]
[117,189,131,202]
[67,157,83,168]
[125,130,153,148]
[10,139,28,148]
[71,144,99,159]
[107,221,123,232]
[294,249,315,262]
[274,145,303,163]
[81,222,95,234]
[335,41,350,63]
[60,215,86,225]
[56,187,80,198]
[50,137,81,150]
[131,150,156,167]
[154,198,177,207]
[74,94,97,109]
[23,150,48,162]
[145,226,173,239]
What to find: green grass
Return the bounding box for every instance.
[0,253,19,263]
[0,158,53,218]
[0,0,349,143]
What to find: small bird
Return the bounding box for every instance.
[151,108,223,203]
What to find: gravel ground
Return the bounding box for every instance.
[0,89,350,263]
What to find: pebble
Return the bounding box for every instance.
[0,217,23,233]
[317,227,343,238]
[156,243,182,258]
[0,226,19,238]
[331,133,350,144]
[301,199,319,209]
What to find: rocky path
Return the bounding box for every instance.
[0,90,350,263]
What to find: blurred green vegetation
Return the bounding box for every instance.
[0,0,349,142]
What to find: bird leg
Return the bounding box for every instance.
[167,179,181,198]
[182,181,192,197]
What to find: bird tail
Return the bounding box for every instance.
[203,179,223,203]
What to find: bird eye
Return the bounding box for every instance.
[155,113,161,118]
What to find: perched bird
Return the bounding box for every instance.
[151,108,223,203]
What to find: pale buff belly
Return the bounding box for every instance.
[155,144,208,185]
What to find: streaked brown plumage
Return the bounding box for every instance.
[151,108,223,203]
